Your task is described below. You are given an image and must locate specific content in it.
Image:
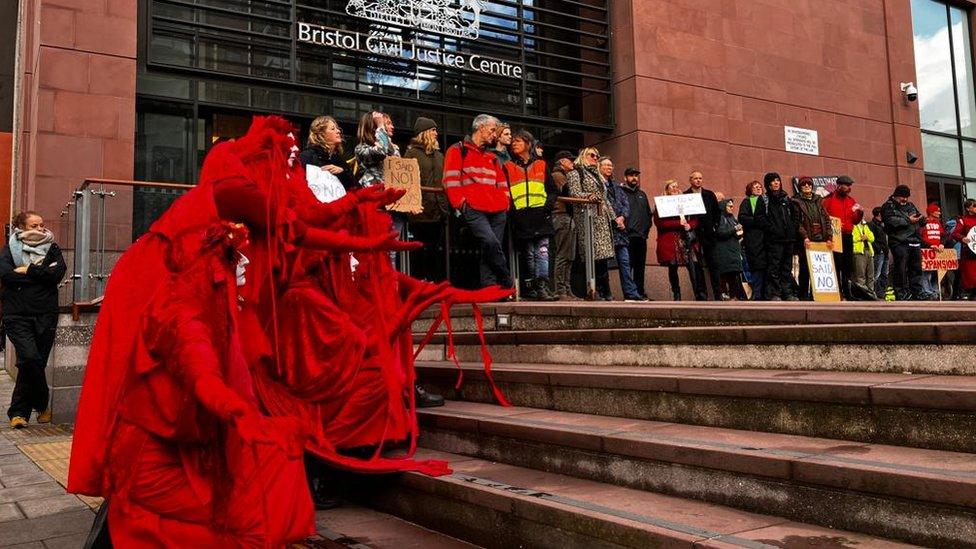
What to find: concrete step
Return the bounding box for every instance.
[314,505,479,548]
[416,302,976,332]
[414,323,976,375]
[416,401,976,547]
[416,362,976,452]
[339,448,918,549]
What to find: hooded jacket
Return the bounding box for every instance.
[443,137,510,213]
[763,182,799,243]
[713,200,745,275]
[822,192,860,234]
[881,196,923,246]
[621,182,652,239]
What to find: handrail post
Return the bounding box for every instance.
[584,204,596,300]
[507,224,520,300]
[400,218,411,276]
[74,189,91,301]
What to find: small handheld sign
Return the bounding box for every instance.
[653,194,707,218]
[383,157,423,214]
[806,241,841,302]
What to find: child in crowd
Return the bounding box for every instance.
[850,209,878,300]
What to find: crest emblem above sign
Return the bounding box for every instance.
[346,0,482,39]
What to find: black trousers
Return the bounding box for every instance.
[6,314,58,419]
[595,258,611,298]
[690,249,709,300]
[833,233,854,298]
[765,241,796,299]
[628,237,648,297]
[890,243,924,300]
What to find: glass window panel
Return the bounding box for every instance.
[967,182,976,200]
[963,140,976,178]
[951,8,976,138]
[912,0,957,133]
[922,133,962,176]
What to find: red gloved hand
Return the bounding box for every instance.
[447,285,515,304]
[356,186,406,207]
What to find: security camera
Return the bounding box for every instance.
[901,82,918,103]
[907,151,918,164]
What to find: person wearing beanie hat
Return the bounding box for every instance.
[920,202,946,296]
[762,172,800,300]
[792,175,833,300]
[412,117,437,136]
[881,183,929,300]
[821,175,860,299]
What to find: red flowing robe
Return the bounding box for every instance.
[951,214,976,290]
[105,238,314,548]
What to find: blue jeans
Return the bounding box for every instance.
[519,237,550,280]
[615,244,640,299]
[873,251,889,296]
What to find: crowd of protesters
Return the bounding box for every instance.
[298,109,976,302]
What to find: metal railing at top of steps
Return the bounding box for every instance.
[60,178,603,304]
[62,179,194,303]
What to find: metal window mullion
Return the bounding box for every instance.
[945,2,966,180]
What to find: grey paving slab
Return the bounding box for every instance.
[2,542,44,549]
[0,453,32,467]
[0,471,53,488]
[18,494,87,519]
[0,509,94,546]
[0,502,24,523]
[41,533,88,549]
[0,483,64,505]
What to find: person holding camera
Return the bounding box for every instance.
[881,184,927,300]
[1,211,66,428]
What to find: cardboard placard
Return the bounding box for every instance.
[383,157,423,214]
[653,193,707,218]
[921,248,959,272]
[806,241,841,302]
[791,175,839,197]
[830,216,842,251]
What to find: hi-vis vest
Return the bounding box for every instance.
[504,157,548,210]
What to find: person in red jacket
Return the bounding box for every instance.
[920,202,946,296]
[951,199,976,299]
[821,175,861,299]
[443,114,513,289]
[653,180,703,301]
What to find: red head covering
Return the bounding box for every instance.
[927,202,941,216]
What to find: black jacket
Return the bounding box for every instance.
[684,187,720,244]
[881,197,923,246]
[621,183,652,239]
[763,190,800,243]
[867,218,888,254]
[738,196,767,270]
[298,145,357,190]
[0,244,67,316]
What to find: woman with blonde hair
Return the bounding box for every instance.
[1,211,66,428]
[492,123,512,165]
[654,180,703,300]
[565,147,616,299]
[300,116,355,198]
[403,117,449,280]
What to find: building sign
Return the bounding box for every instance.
[346,0,481,39]
[297,22,523,79]
[785,126,819,156]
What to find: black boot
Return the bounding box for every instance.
[537,278,559,301]
[671,288,681,301]
[522,278,541,301]
[415,383,445,408]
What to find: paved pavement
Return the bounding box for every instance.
[0,371,96,548]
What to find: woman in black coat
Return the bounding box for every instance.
[713,199,747,300]
[738,180,767,300]
[1,211,67,428]
[299,115,356,198]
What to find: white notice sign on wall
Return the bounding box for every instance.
[785,126,819,156]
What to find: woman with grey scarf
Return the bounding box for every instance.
[0,211,66,429]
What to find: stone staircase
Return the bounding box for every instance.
[329,302,976,548]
